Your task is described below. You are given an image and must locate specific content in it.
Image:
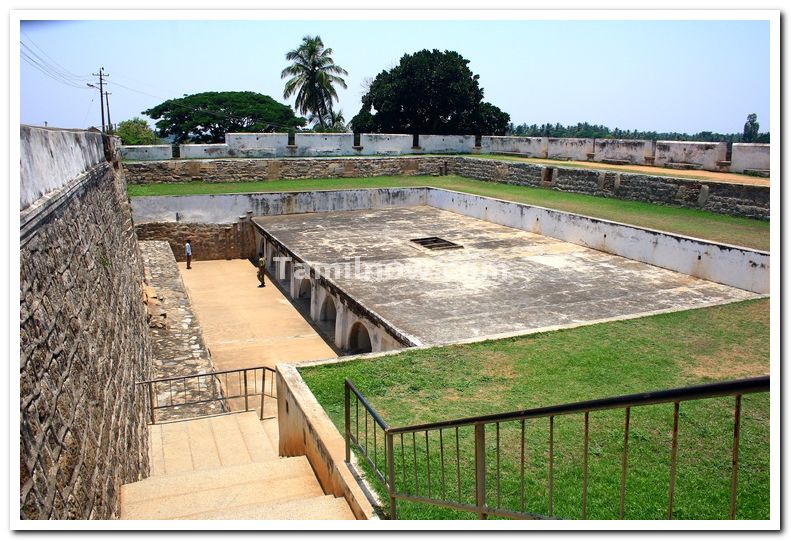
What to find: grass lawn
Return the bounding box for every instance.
[300,299,770,520]
[127,175,769,250]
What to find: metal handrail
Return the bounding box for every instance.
[345,379,390,488]
[344,375,769,520]
[138,365,277,424]
[388,376,769,434]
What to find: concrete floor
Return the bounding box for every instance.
[178,259,336,371]
[254,206,759,345]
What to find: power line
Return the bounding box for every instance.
[20,49,91,90]
[20,39,92,89]
[21,35,307,134]
[21,30,91,80]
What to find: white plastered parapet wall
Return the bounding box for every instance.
[131,186,768,295]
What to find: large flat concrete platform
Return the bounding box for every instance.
[254,206,759,345]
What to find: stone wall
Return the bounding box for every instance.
[124,155,769,220]
[447,157,770,220]
[360,133,413,155]
[20,127,153,519]
[593,139,653,164]
[121,132,771,176]
[654,141,728,170]
[480,136,547,157]
[21,126,107,209]
[294,133,355,156]
[547,137,593,160]
[416,134,475,153]
[731,143,770,173]
[120,145,172,161]
[135,219,256,262]
[123,156,448,184]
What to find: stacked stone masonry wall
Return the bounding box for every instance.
[123,156,448,184]
[20,157,153,519]
[135,221,256,262]
[123,156,768,220]
[446,158,769,220]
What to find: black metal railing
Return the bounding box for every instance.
[139,366,277,424]
[344,376,769,520]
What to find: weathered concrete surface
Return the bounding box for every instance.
[179,143,230,159]
[428,188,770,294]
[20,125,108,209]
[360,133,413,155]
[417,134,475,153]
[481,135,548,157]
[295,133,355,156]
[131,186,769,293]
[254,206,759,345]
[593,139,653,164]
[731,143,770,173]
[131,187,429,224]
[277,363,378,520]
[121,145,172,161]
[177,259,336,372]
[547,137,593,160]
[655,141,727,170]
[226,132,288,157]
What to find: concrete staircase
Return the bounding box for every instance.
[120,412,354,520]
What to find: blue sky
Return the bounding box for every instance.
[19,18,770,134]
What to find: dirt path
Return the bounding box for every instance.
[478,155,770,186]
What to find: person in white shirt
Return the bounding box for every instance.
[185,239,192,269]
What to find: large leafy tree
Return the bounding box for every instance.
[281,35,348,130]
[143,91,306,144]
[351,49,510,136]
[115,117,159,145]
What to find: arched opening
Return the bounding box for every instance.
[296,278,311,312]
[348,321,372,354]
[281,260,292,285]
[318,296,337,338]
[319,296,337,322]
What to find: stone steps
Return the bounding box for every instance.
[148,412,280,477]
[184,494,356,521]
[122,411,355,520]
[120,463,325,520]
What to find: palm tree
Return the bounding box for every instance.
[308,109,347,132]
[281,35,348,130]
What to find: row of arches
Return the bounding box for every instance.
[260,237,373,354]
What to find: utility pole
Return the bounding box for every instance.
[87,67,109,132]
[104,91,113,134]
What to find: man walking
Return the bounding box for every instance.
[257,252,266,288]
[185,239,193,270]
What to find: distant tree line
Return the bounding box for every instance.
[507,114,769,143]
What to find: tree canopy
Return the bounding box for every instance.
[351,49,510,136]
[281,35,348,130]
[143,91,306,144]
[507,119,770,143]
[115,117,159,145]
